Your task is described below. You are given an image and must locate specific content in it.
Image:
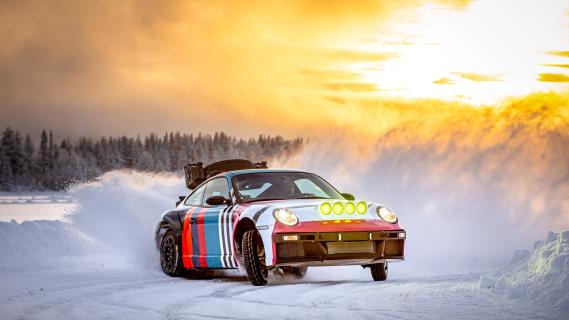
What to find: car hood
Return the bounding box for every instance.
[242,198,396,225]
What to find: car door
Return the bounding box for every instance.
[181,177,235,269]
[180,183,206,269]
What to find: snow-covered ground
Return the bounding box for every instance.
[0,192,77,222]
[0,171,567,319]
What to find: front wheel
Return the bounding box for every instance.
[160,230,184,276]
[370,262,388,281]
[242,230,268,286]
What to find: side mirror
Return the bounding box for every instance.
[176,196,186,207]
[206,195,230,206]
[341,193,355,201]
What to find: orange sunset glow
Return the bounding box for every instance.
[1,0,568,138]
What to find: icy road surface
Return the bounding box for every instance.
[0,262,563,320]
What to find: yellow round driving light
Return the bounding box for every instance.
[274,208,299,226]
[320,203,332,215]
[356,202,367,214]
[333,202,344,215]
[377,206,398,223]
[345,202,355,214]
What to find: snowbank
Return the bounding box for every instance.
[0,220,95,266]
[480,231,569,311]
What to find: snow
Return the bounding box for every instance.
[480,231,569,311]
[0,171,567,319]
[0,192,77,222]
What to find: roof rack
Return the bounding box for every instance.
[183,159,268,189]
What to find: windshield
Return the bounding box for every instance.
[232,172,343,203]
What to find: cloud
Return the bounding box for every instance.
[547,51,569,58]
[320,82,379,92]
[433,77,455,85]
[542,64,569,69]
[0,0,422,138]
[538,73,569,82]
[452,72,503,82]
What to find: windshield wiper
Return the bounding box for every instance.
[294,196,331,200]
[243,198,287,203]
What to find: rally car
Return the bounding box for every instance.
[155,159,405,285]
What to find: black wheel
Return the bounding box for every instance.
[370,262,388,281]
[281,266,308,279]
[242,230,268,286]
[160,230,184,276]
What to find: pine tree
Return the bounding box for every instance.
[0,127,304,191]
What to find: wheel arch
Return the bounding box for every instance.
[233,217,258,256]
[154,210,184,249]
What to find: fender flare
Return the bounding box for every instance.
[154,210,184,249]
[234,217,274,266]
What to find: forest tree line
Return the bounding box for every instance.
[0,127,304,191]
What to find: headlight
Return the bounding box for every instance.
[274,208,299,226]
[377,206,397,223]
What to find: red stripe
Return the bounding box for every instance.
[272,228,278,265]
[197,208,208,268]
[182,208,195,268]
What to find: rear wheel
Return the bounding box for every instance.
[160,230,184,276]
[370,262,388,281]
[242,230,268,286]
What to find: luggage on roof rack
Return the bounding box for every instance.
[183,159,268,189]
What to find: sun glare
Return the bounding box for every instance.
[350,0,569,105]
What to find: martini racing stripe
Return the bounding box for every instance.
[219,205,235,268]
[218,206,229,268]
[204,207,223,268]
[182,207,196,268]
[190,209,201,267]
[252,206,270,223]
[227,205,237,267]
[197,208,208,267]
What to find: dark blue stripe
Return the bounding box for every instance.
[252,206,270,223]
[190,212,200,267]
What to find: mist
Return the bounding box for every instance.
[290,92,569,267]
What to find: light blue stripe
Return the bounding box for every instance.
[204,208,223,268]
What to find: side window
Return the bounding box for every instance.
[184,184,206,206]
[202,178,230,205]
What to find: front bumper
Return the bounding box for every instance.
[273,230,405,266]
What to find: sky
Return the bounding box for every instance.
[0,0,568,139]
[1,0,569,255]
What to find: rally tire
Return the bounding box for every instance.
[242,230,268,286]
[370,262,388,281]
[160,230,184,277]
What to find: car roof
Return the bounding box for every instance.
[222,168,310,179]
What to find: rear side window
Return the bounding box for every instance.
[202,178,230,205]
[184,184,206,206]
